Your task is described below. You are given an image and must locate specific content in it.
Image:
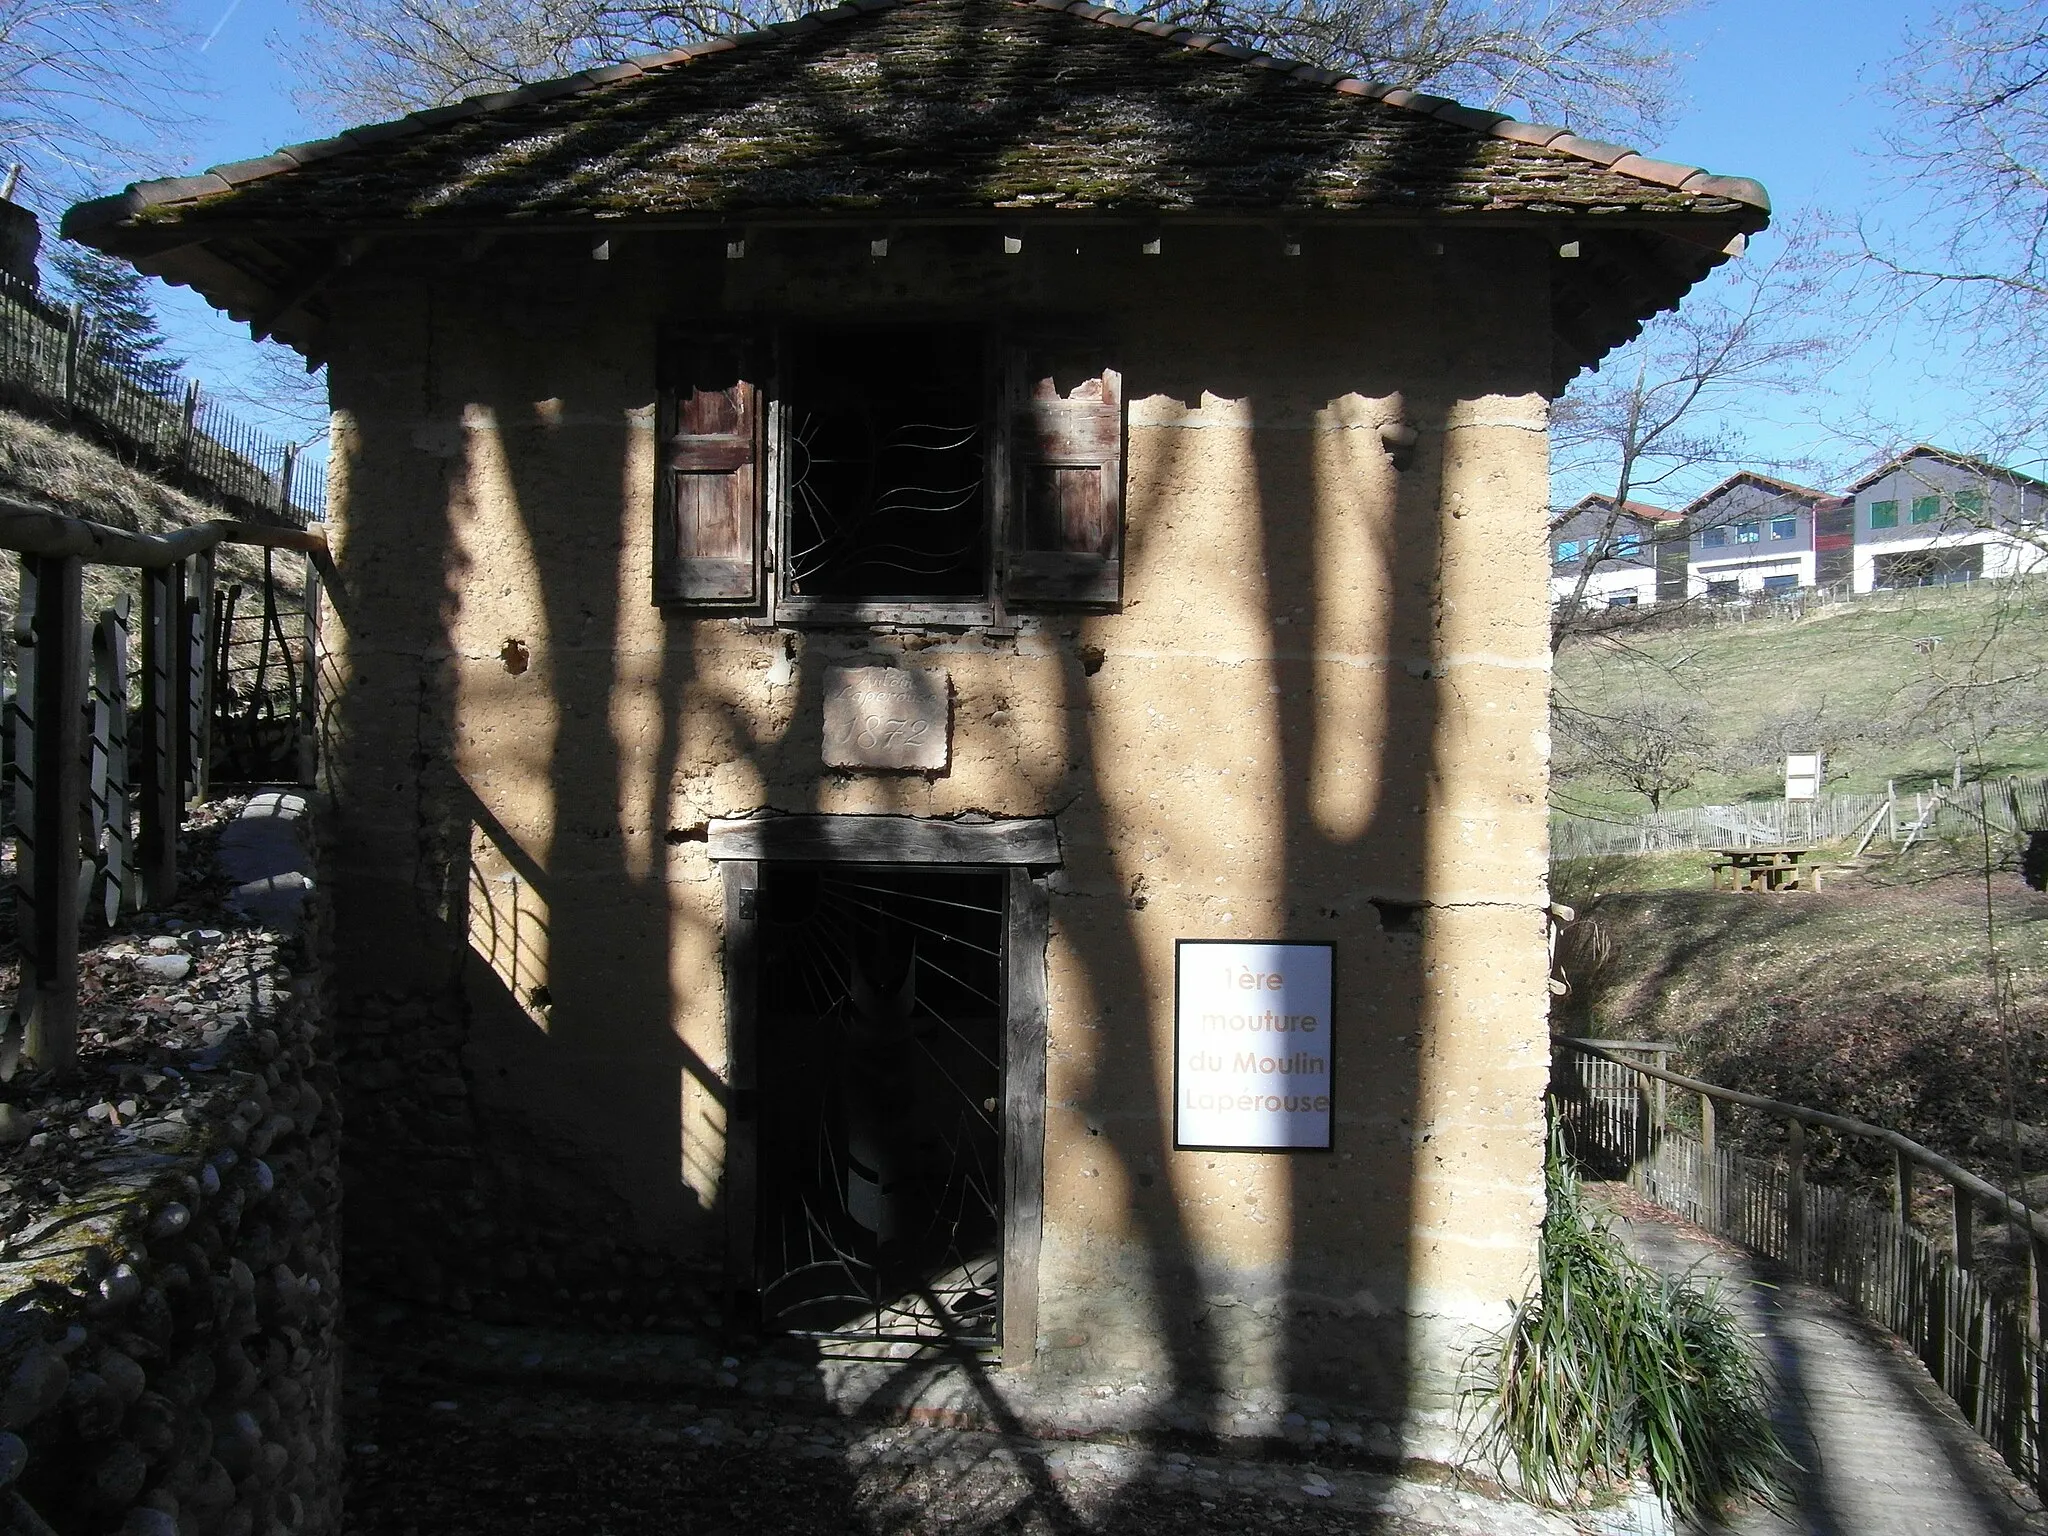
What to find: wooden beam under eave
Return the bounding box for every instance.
[251,236,374,344]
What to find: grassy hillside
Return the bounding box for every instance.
[1555,842,2048,1274]
[1552,582,2048,818]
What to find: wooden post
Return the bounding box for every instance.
[61,302,83,412]
[1786,1117,1807,1274]
[296,556,323,786]
[720,859,760,1318]
[179,380,201,469]
[138,562,180,907]
[1003,866,1050,1370]
[1953,1180,1975,1272]
[1653,1047,1669,1142]
[1700,1093,1716,1154]
[276,443,298,521]
[1895,1147,1914,1224]
[180,550,214,804]
[15,555,84,1074]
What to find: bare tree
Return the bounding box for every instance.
[1553,694,1709,812]
[291,0,1692,138]
[0,0,192,209]
[1549,219,1845,641]
[1863,3,2048,450]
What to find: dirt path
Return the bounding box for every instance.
[1594,1186,2048,1536]
[338,1327,1621,1536]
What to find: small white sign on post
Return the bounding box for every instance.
[1785,752,1823,802]
[1174,940,1334,1151]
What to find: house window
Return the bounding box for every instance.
[783,326,987,601]
[1556,540,1580,561]
[654,326,1125,619]
[1870,500,1899,529]
[1762,574,1798,593]
[1770,516,1797,540]
[1701,527,1728,549]
[1910,495,1939,524]
[1614,532,1642,557]
[1607,593,1638,608]
[1735,522,1760,543]
[1706,579,1739,599]
[1956,489,1988,519]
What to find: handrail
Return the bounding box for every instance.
[1560,1036,2048,1247]
[0,498,328,569]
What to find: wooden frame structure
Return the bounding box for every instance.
[0,498,331,1074]
[709,814,1055,1367]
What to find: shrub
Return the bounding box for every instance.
[1467,1119,1790,1520]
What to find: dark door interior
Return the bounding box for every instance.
[755,863,1005,1346]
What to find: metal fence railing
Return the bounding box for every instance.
[1551,778,2048,861]
[1554,1038,2048,1502]
[0,269,322,525]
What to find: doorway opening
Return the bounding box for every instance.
[754,863,1005,1347]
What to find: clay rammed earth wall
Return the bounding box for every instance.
[318,224,1554,1443]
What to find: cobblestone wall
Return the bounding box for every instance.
[0,797,342,1535]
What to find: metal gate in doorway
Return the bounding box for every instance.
[756,864,1004,1346]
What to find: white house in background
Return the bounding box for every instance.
[1549,493,1681,608]
[1680,472,1841,599]
[1844,447,2048,592]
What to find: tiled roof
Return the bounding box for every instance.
[68,0,1766,231]
[1679,471,1833,518]
[1565,492,1680,522]
[61,0,1767,378]
[1841,446,2048,498]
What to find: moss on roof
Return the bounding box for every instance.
[120,0,1754,228]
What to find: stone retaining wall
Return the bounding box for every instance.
[0,795,342,1535]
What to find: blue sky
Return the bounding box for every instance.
[74,0,2020,498]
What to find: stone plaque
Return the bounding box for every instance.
[823,666,950,771]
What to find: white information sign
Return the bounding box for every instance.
[1784,752,1823,802]
[1174,940,1334,1151]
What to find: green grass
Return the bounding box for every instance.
[1553,581,2048,813]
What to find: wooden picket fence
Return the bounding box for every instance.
[0,269,323,525]
[1552,778,2048,861]
[1554,1038,2048,1499]
[0,498,329,1076]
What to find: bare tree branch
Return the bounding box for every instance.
[289,0,1693,140]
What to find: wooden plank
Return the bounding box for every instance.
[708,815,1059,866]
[1787,1118,1806,1275]
[1001,866,1049,1371]
[0,498,330,567]
[18,554,83,1073]
[182,549,215,803]
[297,555,324,785]
[138,562,179,906]
[721,860,761,1310]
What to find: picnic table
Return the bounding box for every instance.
[1707,844,1821,892]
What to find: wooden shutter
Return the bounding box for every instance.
[655,333,763,607]
[1003,353,1124,608]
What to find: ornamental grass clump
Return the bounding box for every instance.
[1468,1121,1790,1521]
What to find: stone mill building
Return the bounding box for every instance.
[69,0,1768,1451]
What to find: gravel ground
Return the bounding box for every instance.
[338,1351,1611,1536]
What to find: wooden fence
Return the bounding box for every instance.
[1554,1037,2048,1499]
[0,497,330,1076]
[1552,778,2048,860]
[0,270,323,525]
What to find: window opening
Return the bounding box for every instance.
[1870,500,1899,529]
[1762,573,1798,593]
[1556,540,1580,561]
[1701,527,1728,549]
[1770,516,1797,540]
[755,864,1005,1347]
[782,326,987,601]
[1706,579,1739,599]
[1735,522,1760,543]
[1614,532,1641,557]
[1910,496,1940,524]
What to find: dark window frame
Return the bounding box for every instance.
[654,322,1127,628]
